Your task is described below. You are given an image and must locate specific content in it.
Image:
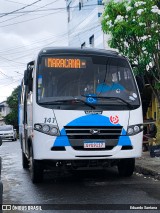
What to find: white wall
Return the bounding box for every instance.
[66,0,108,48]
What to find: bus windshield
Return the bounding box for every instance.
[37,55,140,109]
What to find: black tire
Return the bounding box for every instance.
[29,146,43,183]
[118,158,135,177]
[22,151,29,169]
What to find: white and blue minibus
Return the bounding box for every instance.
[19,47,143,183]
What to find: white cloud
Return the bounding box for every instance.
[0,0,68,102]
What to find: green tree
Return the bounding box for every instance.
[4,85,20,130]
[102,0,160,101]
[101,0,160,141]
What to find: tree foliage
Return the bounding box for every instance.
[4,85,20,130]
[101,0,160,102]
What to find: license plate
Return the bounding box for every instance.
[84,142,105,149]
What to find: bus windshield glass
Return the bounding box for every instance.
[37,55,140,109]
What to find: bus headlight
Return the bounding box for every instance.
[134,125,140,133]
[34,124,42,130]
[50,127,58,135]
[42,125,50,133]
[34,123,59,136]
[127,127,134,135]
[127,124,143,136]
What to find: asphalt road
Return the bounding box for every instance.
[0,140,160,213]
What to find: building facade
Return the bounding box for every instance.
[66,0,110,49]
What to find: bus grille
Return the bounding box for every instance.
[64,126,122,151]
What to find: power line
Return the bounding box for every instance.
[0,2,100,29]
[0,0,43,18]
[0,0,59,24]
[0,3,99,16]
[0,24,100,65]
[13,71,23,76]
[0,31,66,53]
[3,7,98,50]
[0,78,21,88]
[0,55,25,65]
[2,0,27,5]
[0,70,13,79]
[0,75,21,85]
[0,9,64,28]
[0,23,100,79]
[0,4,97,54]
[0,36,68,64]
[0,24,99,63]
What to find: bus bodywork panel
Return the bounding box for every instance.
[32,105,143,160]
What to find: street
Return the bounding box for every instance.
[0,140,160,213]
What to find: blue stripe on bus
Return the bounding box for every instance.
[53,114,131,147]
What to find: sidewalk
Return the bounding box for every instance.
[135,151,160,180]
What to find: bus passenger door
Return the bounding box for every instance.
[23,88,30,158]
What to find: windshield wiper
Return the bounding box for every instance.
[39,98,95,109]
[81,95,133,109]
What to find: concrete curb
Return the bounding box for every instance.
[135,164,160,180]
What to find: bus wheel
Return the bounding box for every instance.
[118,158,135,177]
[29,147,43,183]
[22,151,29,169]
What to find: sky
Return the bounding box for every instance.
[0,0,68,103]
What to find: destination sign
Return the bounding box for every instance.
[45,58,86,69]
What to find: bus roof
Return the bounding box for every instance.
[38,47,125,59]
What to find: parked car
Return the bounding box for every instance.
[0,125,17,141]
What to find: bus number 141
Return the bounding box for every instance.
[44,118,55,124]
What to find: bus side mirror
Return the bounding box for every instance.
[24,60,34,87]
[24,69,33,92]
[0,137,2,146]
[24,70,29,85]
